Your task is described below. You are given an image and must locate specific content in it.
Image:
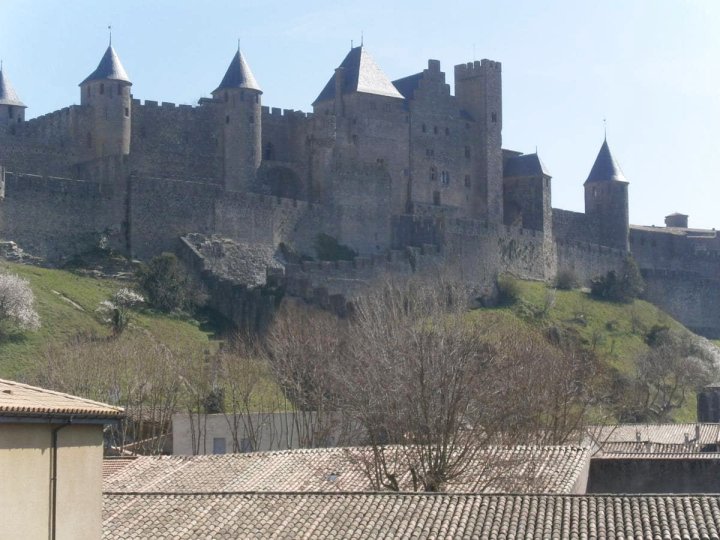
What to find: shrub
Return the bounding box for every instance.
[314,234,357,262]
[554,268,578,290]
[0,273,40,333]
[136,253,205,312]
[590,256,644,303]
[496,274,521,306]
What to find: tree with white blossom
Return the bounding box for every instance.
[0,273,40,334]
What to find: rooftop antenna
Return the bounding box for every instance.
[351,39,354,49]
[603,117,607,140]
[108,25,112,46]
[238,38,241,52]
[361,31,364,47]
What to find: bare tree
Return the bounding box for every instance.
[33,332,183,454]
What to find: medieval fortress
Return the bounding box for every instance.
[0,43,718,336]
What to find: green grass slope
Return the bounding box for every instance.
[467,280,708,422]
[0,261,219,379]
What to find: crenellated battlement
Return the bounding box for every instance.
[261,106,312,119]
[454,59,502,80]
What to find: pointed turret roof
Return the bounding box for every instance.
[81,45,131,85]
[214,50,261,94]
[313,46,404,105]
[0,68,26,107]
[585,139,626,183]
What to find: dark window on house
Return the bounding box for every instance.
[240,438,254,453]
[433,191,441,205]
[464,175,471,187]
[441,171,450,186]
[430,166,437,181]
[226,115,230,124]
[464,146,470,158]
[100,83,104,95]
[491,112,497,123]
[124,107,129,117]
[212,438,226,455]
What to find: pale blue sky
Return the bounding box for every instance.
[2,0,719,229]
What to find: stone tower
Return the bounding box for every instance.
[79,44,132,160]
[0,66,26,130]
[212,49,262,192]
[454,60,503,222]
[584,138,629,251]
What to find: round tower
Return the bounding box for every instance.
[584,138,629,251]
[212,49,262,192]
[0,66,27,130]
[79,44,132,159]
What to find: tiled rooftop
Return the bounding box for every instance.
[102,492,720,539]
[0,378,124,419]
[103,445,589,495]
[590,424,720,456]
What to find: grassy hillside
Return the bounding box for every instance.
[467,280,710,422]
[0,261,219,379]
[0,261,712,422]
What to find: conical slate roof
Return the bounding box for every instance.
[81,45,131,85]
[585,139,626,183]
[214,50,261,93]
[0,68,26,107]
[313,46,404,105]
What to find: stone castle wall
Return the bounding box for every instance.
[0,171,112,259]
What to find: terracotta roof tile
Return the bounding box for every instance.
[0,378,124,419]
[103,445,588,495]
[102,493,720,539]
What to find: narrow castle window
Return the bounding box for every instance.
[100,83,104,95]
[8,108,13,119]
[224,91,228,103]
[226,115,230,124]
[264,142,275,160]
[125,107,129,117]
[87,87,91,99]
[118,83,122,95]
[491,112,497,123]
[430,166,437,181]
[255,95,259,104]
[441,171,450,186]
[433,191,441,205]
[249,115,254,124]
[464,146,471,158]
[422,124,427,133]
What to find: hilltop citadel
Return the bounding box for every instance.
[0,42,718,336]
